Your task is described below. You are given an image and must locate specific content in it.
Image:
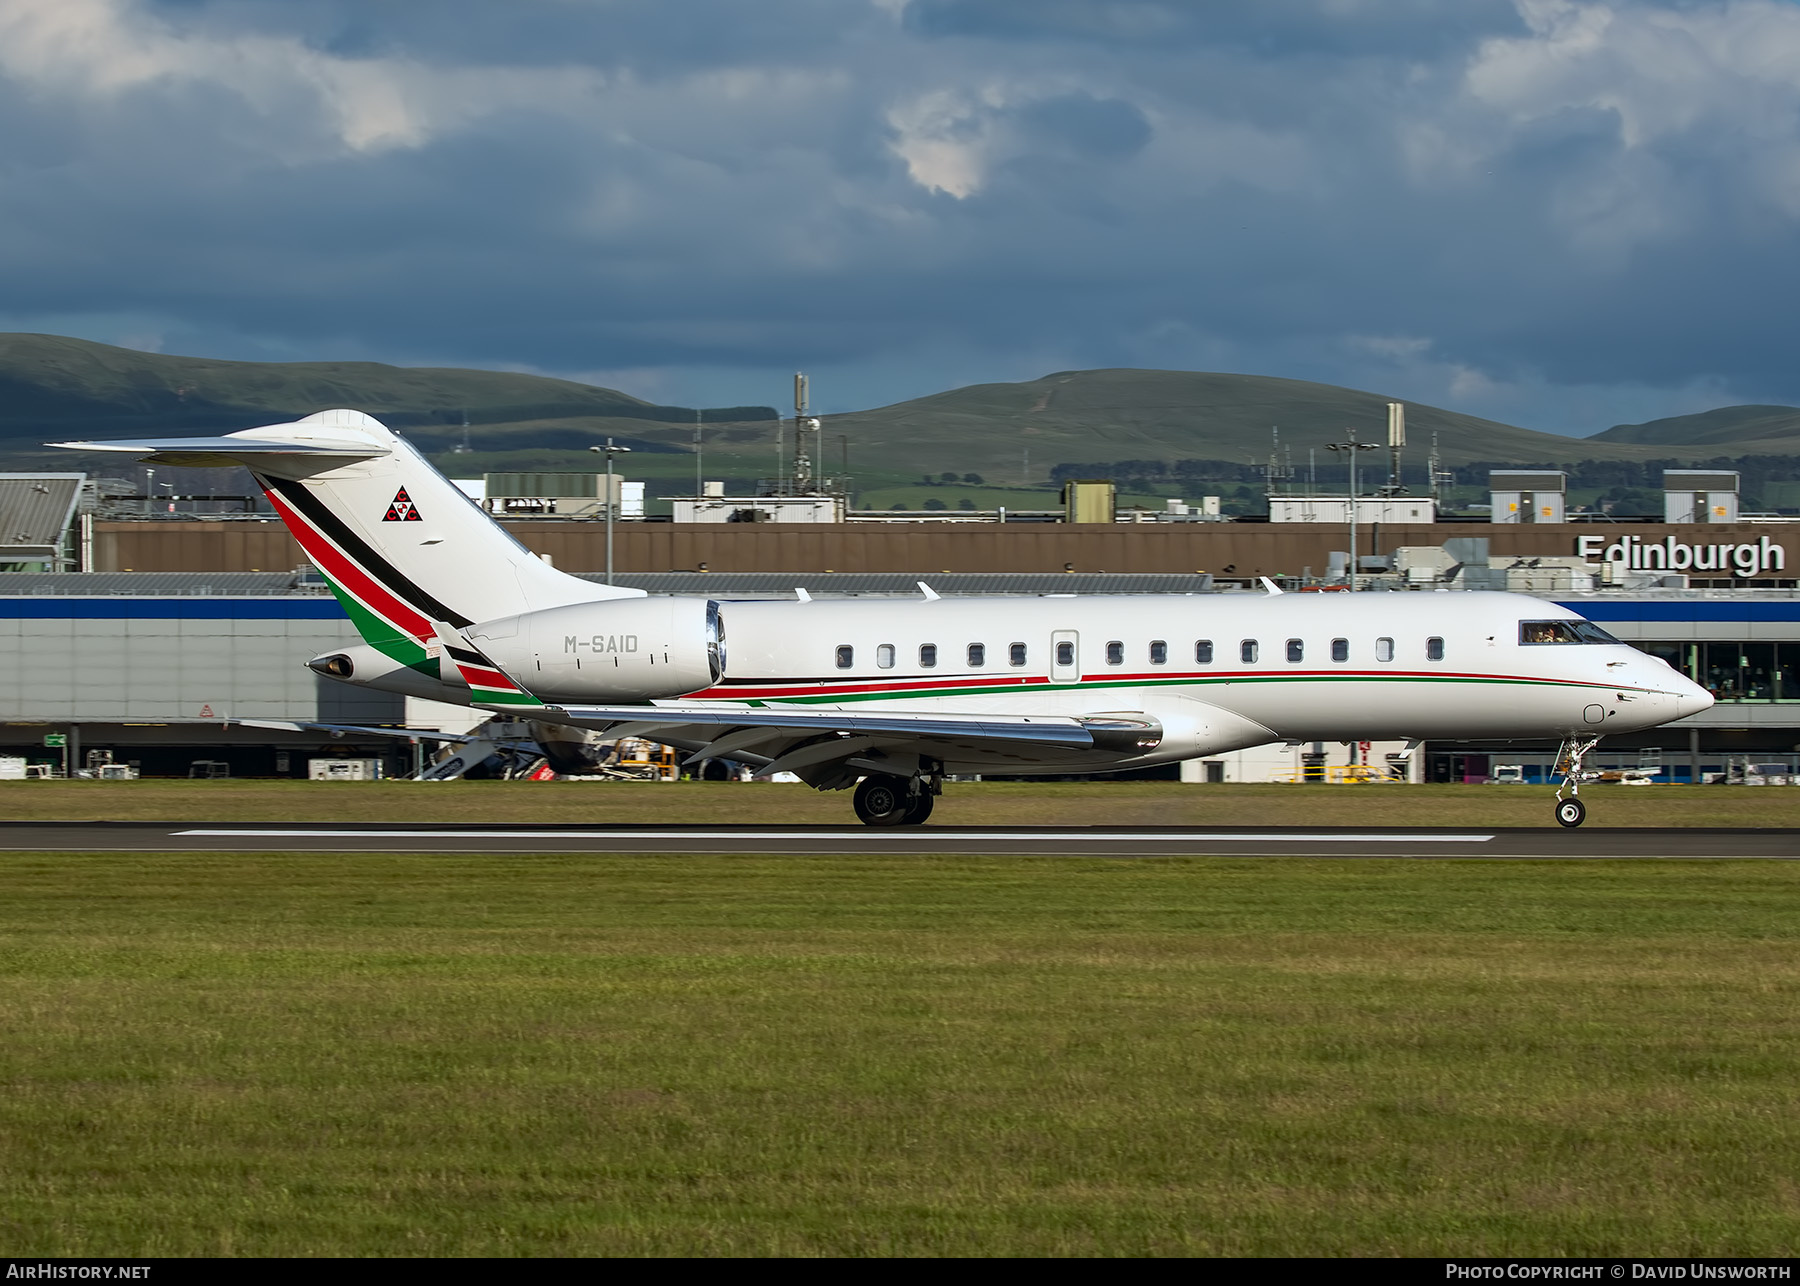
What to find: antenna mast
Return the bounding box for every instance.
[1264,427,1293,494]
[1428,430,1454,510]
[1384,402,1407,495]
[792,372,814,494]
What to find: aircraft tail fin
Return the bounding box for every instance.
[52,410,642,669]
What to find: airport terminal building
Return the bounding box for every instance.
[1,569,1794,785]
[2,462,1794,782]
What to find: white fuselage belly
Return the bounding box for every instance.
[658,590,1696,772]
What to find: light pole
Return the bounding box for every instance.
[590,437,632,582]
[1325,429,1377,590]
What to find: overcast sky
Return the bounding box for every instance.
[2,0,1797,434]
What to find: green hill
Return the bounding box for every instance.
[12,336,1800,493]
[0,333,774,461]
[824,368,1660,477]
[1589,405,1800,450]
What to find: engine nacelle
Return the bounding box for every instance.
[466,597,723,702]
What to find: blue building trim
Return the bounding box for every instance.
[0,598,348,620]
[1558,600,1800,623]
[0,593,1792,626]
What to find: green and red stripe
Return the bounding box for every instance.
[687,667,1653,706]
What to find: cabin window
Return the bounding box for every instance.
[1331,638,1349,662]
[968,643,986,667]
[835,645,854,669]
[1241,639,1259,664]
[1286,638,1303,663]
[1196,640,1213,664]
[1150,640,1167,665]
[1009,642,1027,667]
[1375,637,1394,662]
[876,644,895,669]
[1106,640,1124,666]
[1056,641,1075,667]
[1427,636,1445,662]
[919,644,937,668]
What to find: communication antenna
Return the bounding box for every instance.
[790,372,824,495]
[1384,402,1407,495]
[1264,427,1293,493]
[792,372,811,494]
[1428,430,1454,510]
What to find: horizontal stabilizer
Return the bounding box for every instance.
[47,432,385,464]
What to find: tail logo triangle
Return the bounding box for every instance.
[383,487,423,522]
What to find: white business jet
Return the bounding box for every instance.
[55,410,1715,827]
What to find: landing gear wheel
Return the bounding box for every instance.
[901,790,935,826]
[1555,797,1587,828]
[853,775,915,827]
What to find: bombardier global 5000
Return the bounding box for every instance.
[56,410,1714,827]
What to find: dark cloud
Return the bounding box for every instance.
[142,0,891,71]
[904,0,1525,55]
[0,0,1796,434]
[1013,93,1151,159]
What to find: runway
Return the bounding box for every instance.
[0,822,1795,858]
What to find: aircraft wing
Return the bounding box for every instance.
[232,717,491,745]
[534,702,1152,749]
[521,701,1163,788]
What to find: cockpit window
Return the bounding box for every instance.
[1519,619,1620,646]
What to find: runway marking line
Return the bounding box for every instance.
[176,829,1497,843]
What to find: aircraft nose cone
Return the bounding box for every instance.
[1674,680,1715,720]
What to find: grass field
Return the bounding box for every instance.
[2,778,1796,828]
[2,842,1800,1256]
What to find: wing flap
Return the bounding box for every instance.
[536,702,1111,748]
[532,703,1162,753]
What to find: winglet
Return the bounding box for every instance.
[430,620,547,709]
[1259,576,1284,596]
[918,581,940,601]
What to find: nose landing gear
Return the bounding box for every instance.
[1553,736,1602,828]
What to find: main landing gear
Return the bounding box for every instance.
[852,773,937,827]
[1553,736,1603,828]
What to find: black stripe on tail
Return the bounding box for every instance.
[258,473,473,628]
